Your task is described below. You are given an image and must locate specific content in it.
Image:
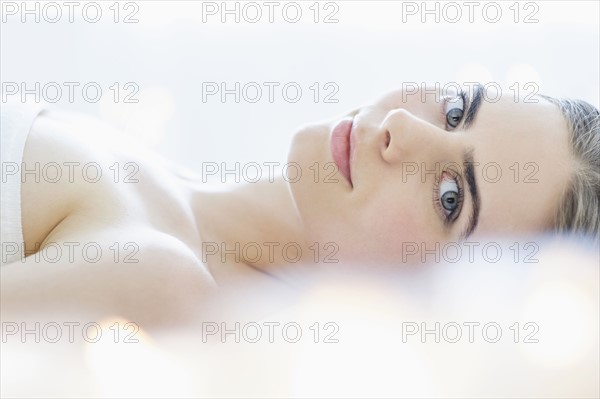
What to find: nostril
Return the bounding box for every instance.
[385,130,391,148]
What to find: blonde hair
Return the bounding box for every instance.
[541,95,600,243]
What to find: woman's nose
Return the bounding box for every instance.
[380,108,450,164]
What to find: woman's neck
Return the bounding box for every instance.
[187,178,309,277]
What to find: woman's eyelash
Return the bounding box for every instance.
[432,170,464,225]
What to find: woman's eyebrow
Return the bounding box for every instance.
[460,149,481,240]
[462,84,484,130]
[456,84,484,239]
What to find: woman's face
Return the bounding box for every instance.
[287,85,573,264]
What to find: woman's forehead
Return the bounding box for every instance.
[466,97,573,235]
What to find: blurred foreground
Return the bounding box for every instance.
[1,234,598,398]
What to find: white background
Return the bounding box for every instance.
[2,0,599,180]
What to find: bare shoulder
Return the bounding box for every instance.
[20,110,172,256]
[12,109,219,324]
[21,110,129,255]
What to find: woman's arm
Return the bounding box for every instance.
[1,228,217,328]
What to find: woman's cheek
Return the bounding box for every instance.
[353,204,426,261]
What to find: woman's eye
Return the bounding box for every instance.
[439,177,460,215]
[443,95,465,129]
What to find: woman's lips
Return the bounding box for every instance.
[330,116,354,187]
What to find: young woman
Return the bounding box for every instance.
[1,84,598,325]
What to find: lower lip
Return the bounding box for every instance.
[330,117,354,186]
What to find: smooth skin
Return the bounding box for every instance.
[1,85,573,326]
